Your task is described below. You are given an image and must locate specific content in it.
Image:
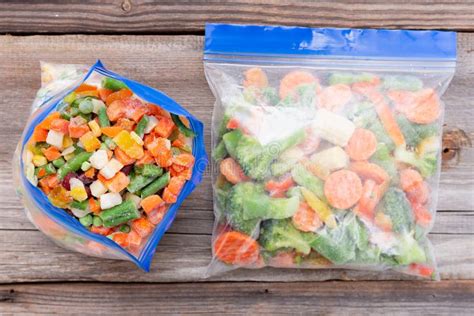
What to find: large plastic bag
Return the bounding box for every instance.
[13,60,207,271]
[204,24,456,279]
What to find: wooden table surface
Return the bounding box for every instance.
[0,1,473,314]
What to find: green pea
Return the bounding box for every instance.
[79,214,93,227]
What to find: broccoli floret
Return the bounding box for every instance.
[259,219,315,255]
[396,115,438,147]
[381,187,414,234]
[212,139,228,162]
[235,130,305,181]
[225,183,261,236]
[291,163,324,199]
[382,75,423,91]
[394,146,438,178]
[244,86,279,106]
[328,72,378,86]
[370,143,398,183]
[394,233,427,265]
[279,83,318,108]
[222,129,243,159]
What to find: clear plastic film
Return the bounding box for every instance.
[204,24,456,279]
[13,61,207,271]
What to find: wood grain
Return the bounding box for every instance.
[0,34,472,283]
[0,281,473,314]
[1,0,474,34]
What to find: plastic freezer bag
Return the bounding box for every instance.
[204,24,456,279]
[13,60,207,271]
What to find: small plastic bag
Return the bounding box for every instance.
[204,24,456,279]
[13,60,207,271]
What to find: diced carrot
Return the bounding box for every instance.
[76,90,99,98]
[75,83,98,93]
[32,127,49,142]
[171,163,186,173]
[178,168,192,180]
[220,158,248,185]
[213,231,260,265]
[49,118,70,135]
[131,218,155,238]
[355,179,382,220]
[84,167,96,178]
[147,137,170,157]
[101,126,123,138]
[38,176,50,194]
[292,202,323,232]
[98,88,113,102]
[44,174,59,188]
[349,161,390,185]
[90,226,112,236]
[411,202,433,227]
[173,153,195,168]
[123,98,147,122]
[41,146,61,161]
[106,100,127,122]
[145,103,168,117]
[115,118,135,131]
[136,150,155,165]
[167,176,186,196]
[106,89,133,106]
[140,195,165,214]
[243,67,268,88]
[171,134,187,149]
[147,205,167,225]
[112,232,130,248]
[162,188,177,203]
[102,172,130,193]
[265,175,295,198]
[114,147,136,165]
[68,123,90,139]
[38,112,60,130]
[324,170,363,209]
[88,198,101,214]
[374,212,393,232]
[405,89,441,124]
[126,230,142,250]
[154,117,175,138]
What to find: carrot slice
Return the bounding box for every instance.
[226,118,240,130]
[136,150,155,165]
[318,83,352,111]
[243,67,268,88]
[213,231,260,265]
[349,161,389,185]
[167,176,186,196]
[279,71,319,100]
[112,232,129,248]
[409,263,434,278]
[411,202,433,227]
[75,83,97,93]
[105,89,133,106]
[292,202,323,232]
[162,188,177,203]
[324,169,363,209]
[265,175,295,198]
[405,89,441,124]
[345,128,377,161]
[387,90,417,114]
[41,146,61,161]
[400,169,429,204]
[220,157,248,185]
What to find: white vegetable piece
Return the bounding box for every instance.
[89,149,108,170]
[311,109,355,146]
[130,131,144,144]
[46,130,64,149]
[90,180,108,198]
[26,163,38,186]
[124,192,142,209]
[91,99,106,114]
[81,161,91,171]
[144,115,158,134]
[100,192,122,210]
[69,178,85,190]
[310,146,349,179]
[99,158,123,179]
[61,146,75,156]
[71,208,91,218]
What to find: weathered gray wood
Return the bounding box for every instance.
[1,0,474,34]
[0,34,472,283]
[0,281,473,315]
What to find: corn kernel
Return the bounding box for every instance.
[32,155,47,167]
[62,135,73,148]
[88,120,102,137]
[79,131,101,152]
[70,186,88,202]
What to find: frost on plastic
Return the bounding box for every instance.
[205,24,456,279]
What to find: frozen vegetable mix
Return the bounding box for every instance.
[204,24,456,279]
[14,61,207,271]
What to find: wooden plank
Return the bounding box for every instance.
[0,281,473,314]
[0,230,471,283]
[1,1,474,34]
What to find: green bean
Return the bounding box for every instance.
[98,107,110,127]
[92,216,103,227]
[99,200,140,228]
[35,163,56,178]
[141,172,170,198]
[127,173,158,194]
[58,152,92,179]
[134,164,163,177]
[171,114,195,137]
[101,135,116,150]
[60,111,71,120]
[71,200,88,211]
[52,157,66,168]
[79,214,93,227]
[102,77,128,91]
[134,115,149,138]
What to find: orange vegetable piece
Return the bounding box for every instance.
[292,202,323,232]
[43,174,59,188]
[114,147,136,165]
[324,169,363,209]
[131,218,155,238]
[405,89,441,124]
[115,118,135,131]
[88,198,101,214]
[409,263,434,278]
[136,150,155,165]
[106,100,127,122]
[101,126,123,138]
[400,169,429,205]
[147,205,167,225]
[374,212,393,232]
[177,167,192,180]
[41,146,61,161]
[155,151,173,168]
[318,84,352,111]
[220,157,248,185]
[76,90,99,98]
[84,167,96,178]
[213,231,260,265]
[106,89,133,106]
[90,226,112,236]
[98,88,113,102]
[123,98,147,122]
[38,112,60,130]
[154,117,175,138]
[38,177,51,194]
[162,188,177,204]
[345,128,377,161]
[101,172,130,193]
[173,153,195,168]
[79,131,101,152]
[243,67,268,88]
[167,176,186,196]
[112,232,130,248]
[411,202,432,227]
[355,179,382,220]
[279,71,319,100]
[49,118,70,135]
[265,175,295,198]
[387,90,417,114]
[349,161,389,185]
[226,118,240,130]
[140,195,165,214]
[147,137,170,157]
[32,127,48,142]
[68,123,90,139]
[127,230,142,251]
[75,83,97,93]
